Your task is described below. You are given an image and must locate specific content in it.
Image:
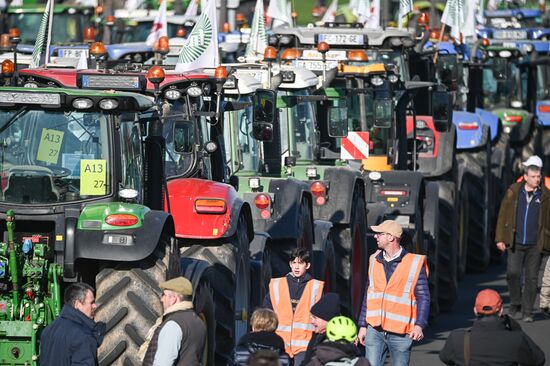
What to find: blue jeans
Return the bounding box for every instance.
[365,325,413,366]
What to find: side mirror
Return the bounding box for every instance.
[431,91,453,132]
[253,89,277,124]
[252,122,274,141]
[373,98,393,128]
[174,121,195,153]
[328,106,348,137]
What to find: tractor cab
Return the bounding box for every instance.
[478,8,548,40]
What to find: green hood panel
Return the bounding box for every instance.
[492,108,530,127]
[78,202,150,230]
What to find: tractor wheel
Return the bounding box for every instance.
[457,179,470,280]
[192,280,216,366]
[460,154,490,272]
[270,198,314,277]
[95,233,180,366]
[250,238,272,310]
[333,190,368,318]
[180,215,251,366]
[312,230,337,293]
[512,123,540,176]
[435,181,458,312]
[422,182,439,319]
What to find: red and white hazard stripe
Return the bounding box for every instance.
[340,132,370,160]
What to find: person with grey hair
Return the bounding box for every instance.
[40,283,106,366]
[496,155,550,322]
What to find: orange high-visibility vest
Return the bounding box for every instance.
[365,252,427,334]
[269,277,324,356]
[515,176,550,190]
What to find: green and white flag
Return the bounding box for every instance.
[441,0,465,40]
[30,0,54,68]
[398,0,413,28]
[183,0,199,19]
[245,0,267,60]
[267,0,292,28]
[175,0,218,72]
[363,0,380,28]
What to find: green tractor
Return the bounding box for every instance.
[0,86,182,366]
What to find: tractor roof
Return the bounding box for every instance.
[224,73,262,96]
[0,86,154,111]
[7,4,93,13]
[272,26,413,47]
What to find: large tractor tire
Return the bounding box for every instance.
[250,233,272,310]
[421,183,440,319]
[95,234,180,366]
[459,152,491,272]
[333,190,368,319]
[434,181,458,312]
[457,179,470,279]
[270,198,314,277]
[180,215,251,366]
[512,123,540,177]
[312,228,337,293]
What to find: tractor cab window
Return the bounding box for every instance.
[372,50,408,81]
[348,92,390,156]
[10,12,85,44]
[288,89,316,162]
[483,58,521,109]
[119,116,144,200]
[436,54,459,88]
[230,96,259,173]
[537,64,550,99]
[0,109,110,204]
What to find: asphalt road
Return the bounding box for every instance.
[410,258,550,365]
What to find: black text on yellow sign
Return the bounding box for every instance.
[37,129,64,164]
[80,159,107,195]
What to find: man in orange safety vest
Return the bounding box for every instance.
[356,220,430,366]
[263,248,324,365]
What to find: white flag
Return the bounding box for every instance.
[364,0,380,28]
[184,0,199,19]
[146,0,167,46]
[441,0,465,40]
[30,0,54,68]
[245,0,267,60]
[175,0,219,72]
[76,51,88,70]
[267,0,292,28]
[321,0,338,24]
[398,0,413,28]
[462,0,477,38]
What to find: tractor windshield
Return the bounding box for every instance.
[370,50,409,81]
[223,96,259,174]
[11,12,86,45]
[280,90,316,163]
[537,64,550,100]
[482,58,522,109]
[0,109,110,204]
[348,92,391,156]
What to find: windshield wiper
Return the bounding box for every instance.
[0,107,28,135]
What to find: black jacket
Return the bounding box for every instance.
[304,341,370,366]
[40,304,105,366]
[439,315,545,366]
[303,332,326,365]
[231,331,292,366]
[263,273,313,311]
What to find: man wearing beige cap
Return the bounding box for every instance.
[356,220,430,366]
[496,155,550,322]
[440,289,545,365]
[140,277,206,366]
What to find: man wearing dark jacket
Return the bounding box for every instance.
[496,155,550,322]
[303,293,341,364]
[440,289,545,366]
[40,283,105,366]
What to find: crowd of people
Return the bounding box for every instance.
[38,155,549,365]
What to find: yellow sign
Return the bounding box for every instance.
[80,159,107,195]
[36,129,64,164]
[387,197,399,202]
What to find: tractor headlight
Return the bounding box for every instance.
[306,167,317,178]
[99,98,119,110]
[164,89,182,100]
[72,98,94,109]
[249,177,260,189]
[187,86,202,97]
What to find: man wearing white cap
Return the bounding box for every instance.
[496,155,550,322]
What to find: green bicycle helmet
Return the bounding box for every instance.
[326,316,358,343]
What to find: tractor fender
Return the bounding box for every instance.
[313,220,333,250]
[536,101,550,127]
[475,108,500,143]
[167,177,249,240]
[250,231,271,259]
[264,178,313,241]
[315,167,364,225]
[492,109,533,144]
[72,210,174,263]
[180,256,211,302]
[454,111,489,150]
[220,198,254,242]
[366,171,424,217]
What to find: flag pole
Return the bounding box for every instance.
[45,0,54,65]
[433,22,446,64]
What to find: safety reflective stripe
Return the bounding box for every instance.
[290,340,310,347]
[277,325,292,332]
[366,310,416,325]
[277,322,314,333]
[368,292,417,306]
[273,278,280,306]
[310,280,321,308]
[368,255,376,289]
[403,255,422,294]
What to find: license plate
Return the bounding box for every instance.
[318,33,364,45]
[293,60,338,71]
[493,30,527,39]
[58,48,88,58]
[168,46,182,55]
[301,49,347,60]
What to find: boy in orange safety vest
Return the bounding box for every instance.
[263,249,324,365]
